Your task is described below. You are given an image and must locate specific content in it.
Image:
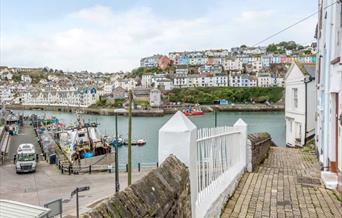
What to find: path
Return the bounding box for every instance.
[221,147,342,218]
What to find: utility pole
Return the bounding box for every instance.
[115,112,119,192]
[127,90,133,186]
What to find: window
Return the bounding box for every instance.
[292,88,298,108]
[289,119,293,133]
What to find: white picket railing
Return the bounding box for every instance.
[159,111,248,218]
[195,124,246,217]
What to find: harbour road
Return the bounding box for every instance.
[7,123,43,162]
[1,124,149,217]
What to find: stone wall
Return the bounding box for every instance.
[82,155,191,218]
[248,132,272,171]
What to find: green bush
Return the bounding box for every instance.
[165,87,284,104]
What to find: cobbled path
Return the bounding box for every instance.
[221,147,342,218]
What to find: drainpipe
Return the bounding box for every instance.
[305,79,308,146]
[304,76,313,146]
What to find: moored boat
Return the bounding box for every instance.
[183,104,205,116]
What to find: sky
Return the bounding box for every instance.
[0,0,317,72]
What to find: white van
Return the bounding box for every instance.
[15,144,38,173]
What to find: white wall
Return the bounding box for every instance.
[285,64,306,147]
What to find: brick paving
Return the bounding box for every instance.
[221,147,342,218]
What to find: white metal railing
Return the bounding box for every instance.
[158,112,247,218]
[196,127,241,200]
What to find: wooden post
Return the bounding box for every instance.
[128,89,133,186]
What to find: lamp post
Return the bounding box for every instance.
[127,90,133,186]
[70,186,90,218]
[113,108,126,193]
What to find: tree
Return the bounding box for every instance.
[266,44,277,53]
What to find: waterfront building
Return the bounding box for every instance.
[229,73,242,87]
[150,88,162,107]
[315,0,342,193]
[285,62,316,147]
[21,87,99,107]
[257,72,273,87]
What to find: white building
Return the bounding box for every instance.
[229,74,242,87]
[151,74,173,90]
[1,72,13,80]
[315,0,342,193]
[0,88,13,104]
[141,74,153,88]
[103,84,114,95]
[21,87,99,107]
[150,88,162,107]
[257,72,273,87]
[175,66,189,75]
[21,75,32,84]
[140,55,162,68]
[223,58,243,71]
[285,62,316,147]
[114,78,137,90]
[173,74,189,88]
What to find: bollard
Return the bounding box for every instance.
[89,165,91,174]
[61,166,64,174]
[126,164,128,172]
[69,165,71,175]
[108,165,112,173]
[156,162,159,167]
[138,163,141,172]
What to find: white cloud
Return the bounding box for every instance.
[236,10,274,22]
[1,4,316,72]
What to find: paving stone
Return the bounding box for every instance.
[221,147,342,217]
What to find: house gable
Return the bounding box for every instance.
[285,63,305,83]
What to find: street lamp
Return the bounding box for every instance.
[113,108,127,193]
[70,186,90,218]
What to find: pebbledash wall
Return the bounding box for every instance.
[82,112,272,218]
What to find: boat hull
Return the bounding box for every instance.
[183,111,205,116]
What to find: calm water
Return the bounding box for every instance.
[14,110,285,167]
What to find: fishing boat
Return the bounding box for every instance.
[54,114,111,162]
[183,105,205,116]
[110,136,124,147]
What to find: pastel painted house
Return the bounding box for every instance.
[285,62,316,147]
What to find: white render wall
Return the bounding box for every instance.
[285,64,307,147]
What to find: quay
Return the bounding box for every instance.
[221,147,342,217]
[7,103,284,117]
[0,123,149,217]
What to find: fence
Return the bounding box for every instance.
[0,127,10,164]
[159,111,248,218]
[56,159,158,175]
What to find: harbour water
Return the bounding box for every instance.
[14,110,285,167]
